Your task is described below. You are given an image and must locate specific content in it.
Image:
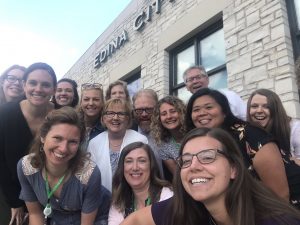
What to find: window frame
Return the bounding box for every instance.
[286,0,300,59]
[169,20,225,96]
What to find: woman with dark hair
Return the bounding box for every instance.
[0,62,57,225]
[108,142,172,225]
[121,128,300,225]
[0,64,26,107]
[17,107,111,225]
[150,96,187,178]
[184,88,289,201]
[88,98,148,192]
[248,88,300,209]
[53,78,79,108]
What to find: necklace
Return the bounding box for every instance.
[171,136,181,149]
[43,169,66,222]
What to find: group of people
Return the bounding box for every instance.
[0,62,299,225]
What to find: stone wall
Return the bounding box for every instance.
[223,0,300,117]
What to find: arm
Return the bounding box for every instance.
[25,201,44,225]
[252,142,289,201]
[81,209,98,225]
[120,206,154,225]
[163,159,177,175]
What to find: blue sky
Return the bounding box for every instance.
[0,0,131,79]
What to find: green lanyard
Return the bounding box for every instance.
[134,196,151,211]
[45,169,65,199]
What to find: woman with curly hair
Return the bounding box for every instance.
[150,96,187,179]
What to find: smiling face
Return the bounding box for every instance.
[55,81,74,106]
[80,89,103,119]
[23,69,55,106]
[191,95,225,129]
[159,103,181,131]
[2,68,25,102]
[134,95,156,134]
[249,94,270,128]
[103,103,129,134]
[110,84,126,100]
[180,136,236,206]
[185,68,209,94]
[124,148,151,191]
[41,123,80,168]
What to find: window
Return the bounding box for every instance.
[123,71,141,100]
[286,0,300,59]
[170,21,226,102]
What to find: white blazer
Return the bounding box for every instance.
[87,129,148,191]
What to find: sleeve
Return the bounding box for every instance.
[159,187,174,201]
[16,158,38,202]
[291,120,300,158]
[82,165,110,214]
[245,124,275,150]
[158,142,179,160]
[0,107,24,208]
[108,205,124,225]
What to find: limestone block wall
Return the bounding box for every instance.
[223,0,300,118]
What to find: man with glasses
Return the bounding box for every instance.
[132,89,164,176]
[183,65,246,120]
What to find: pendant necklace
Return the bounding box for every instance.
[43,169,66,223]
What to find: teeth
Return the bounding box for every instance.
[54,152,65,158]
[191,178,208,184]
[131,173,141,177]
[199,119,210,125]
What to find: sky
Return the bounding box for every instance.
[0,0,131,79]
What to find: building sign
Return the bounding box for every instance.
[94,0,174,69]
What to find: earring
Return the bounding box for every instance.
[39,144,44,152]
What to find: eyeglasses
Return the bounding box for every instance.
[5,75,23,84]
[134,108,154,115]
[104,111,128,118]
[185,74,207,83]
[81,83,102,90]
[176,149,226,168]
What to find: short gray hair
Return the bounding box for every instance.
[132,89,158,105]
[182,65,207,83]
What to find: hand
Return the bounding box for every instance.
[9,207,25,225]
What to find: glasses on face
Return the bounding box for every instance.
[134,108,154,115]
[81,83,102,90]
[176,149,226,169]
[104,111,128,119]
[5,75,23,84]
[185,74,207,83]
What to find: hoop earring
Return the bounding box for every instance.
[40,144,44,152]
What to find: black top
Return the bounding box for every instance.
[0,102,33,207]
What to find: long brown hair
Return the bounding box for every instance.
[112,142,170,214]
[247,89,291,154]
[29,106,88,173]
[166,127,300,225]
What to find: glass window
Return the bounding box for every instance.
[170,21,226,100]
[295,0,300,30]
[123,72,141,100]
[176,45,195,84]
[200,29,226,71]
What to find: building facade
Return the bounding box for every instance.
[65,0,300,118]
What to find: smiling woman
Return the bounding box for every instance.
[0,62,57,225]
[17,106,111,225]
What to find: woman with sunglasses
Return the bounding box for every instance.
[121,128,300,225]
[79,83,106,145]
[0,65,26,107]
[52,78,79,109]
[0,62,57,225]
[88,98,148,192]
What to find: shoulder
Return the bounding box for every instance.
[19,154,40,176]
[258,216,300,225]
[0,102,20,117]
[88,131,108,146]
[125,130,148,142]
[74,159,99,185]
[291,119,300,129]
